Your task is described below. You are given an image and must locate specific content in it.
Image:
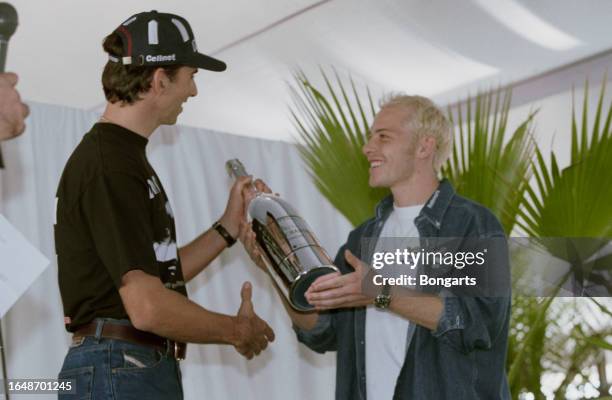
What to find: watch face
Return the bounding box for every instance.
[375,294,390,309]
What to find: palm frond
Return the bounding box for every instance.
[290,69,387,226]
[520,80,612,240]
[442,90,537,234]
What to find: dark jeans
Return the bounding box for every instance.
[58,319,183,400]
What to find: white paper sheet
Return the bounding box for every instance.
[0,214,50,318]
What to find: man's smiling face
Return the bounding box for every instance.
[159,66,198,125]
[362,105,419,189]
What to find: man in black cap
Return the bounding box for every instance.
[54,11,274,399]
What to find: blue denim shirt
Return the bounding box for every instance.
[294,179,511,400]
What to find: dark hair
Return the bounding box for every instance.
[101,32,182,104]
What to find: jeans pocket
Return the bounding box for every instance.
[58,366,94,400]
[111,356,182,400]
[114,347,163,372]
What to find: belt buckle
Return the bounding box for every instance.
[174,342,183,360]
[166,340,186,361]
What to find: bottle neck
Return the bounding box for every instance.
[226,159,260,194]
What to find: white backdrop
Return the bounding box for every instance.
[0,102,354,400]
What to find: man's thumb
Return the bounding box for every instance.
[241,281,252,303]
[345,249,360,270]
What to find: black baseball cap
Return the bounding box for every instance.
[107,10,226,72]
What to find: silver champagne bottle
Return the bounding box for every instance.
[226,159,338,311]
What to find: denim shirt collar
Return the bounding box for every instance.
[374,179,456,230]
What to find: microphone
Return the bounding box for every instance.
[0,2,18,72]
[0,2,18,168]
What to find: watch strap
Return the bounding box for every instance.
[213,221,236,247]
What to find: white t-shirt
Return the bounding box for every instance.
[365,203,422,400]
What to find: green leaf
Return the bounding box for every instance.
[289,69,387,226]
[583,336,612,350]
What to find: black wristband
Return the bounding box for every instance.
[213,221,237,247]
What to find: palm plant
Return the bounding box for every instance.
[518,80,612,293]
[289,69,612,399]
[509,80,612,398]
[508,296,612,399]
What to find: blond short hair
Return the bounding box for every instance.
[379,94,452,172]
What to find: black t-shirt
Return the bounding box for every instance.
[54,122,188,332]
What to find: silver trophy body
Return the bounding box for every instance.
[226,159,338,311]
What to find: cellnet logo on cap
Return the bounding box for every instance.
[145,54,176,63]
[106,10,226,72]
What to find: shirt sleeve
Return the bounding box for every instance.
[292,243,350,353]
[431,294,511,353]
[81,171,159,288]
[431,232,511,353]
[293,312,336,353]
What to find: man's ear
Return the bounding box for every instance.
[417,136,437,159]
[150,68,169,94]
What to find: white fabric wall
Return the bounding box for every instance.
[0,102,354,400]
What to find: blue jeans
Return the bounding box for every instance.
[58,319,183,399]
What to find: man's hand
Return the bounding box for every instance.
[305,249,374,310]
[233,281,275,359]
[239,221,267,271]
[242,178,275,205]
[218,176,254,238]
[0,72,29,141]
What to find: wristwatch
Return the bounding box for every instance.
[374,284,391,309]
[212,221,237,247]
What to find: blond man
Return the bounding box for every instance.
[243,94,511,400]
